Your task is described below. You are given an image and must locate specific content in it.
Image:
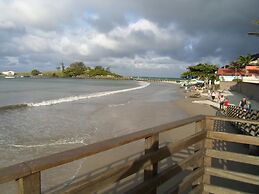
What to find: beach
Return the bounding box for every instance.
[0,80,195,193]
[1,80,257,193]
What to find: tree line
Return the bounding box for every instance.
[30,62,122,78]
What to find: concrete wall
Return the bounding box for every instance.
[230,82,259,101]
[220,81,237,91]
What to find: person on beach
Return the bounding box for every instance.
[223,98,229,112]
[211,91,216,101]
[239,97,247,109]
[219,95,225,110]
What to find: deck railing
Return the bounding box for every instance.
[0,115,258,194]
[226,105,259,137]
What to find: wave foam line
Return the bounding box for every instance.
[28,81,150,107]
[5,136,90,148]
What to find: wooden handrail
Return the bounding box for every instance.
[206,115,259,125]
[0,114,205,184]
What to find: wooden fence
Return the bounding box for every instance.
[226,105,259,136]
[0,115,258,194]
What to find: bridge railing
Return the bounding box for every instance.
[226,105,259,136]
[0,115,258,194]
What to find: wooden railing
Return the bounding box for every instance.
[226,105,259,136]
[0,115,258,194]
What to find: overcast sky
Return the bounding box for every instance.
[0,0,259,77]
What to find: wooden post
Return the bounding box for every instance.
[17,172,41,194]
[144,134,159,194]
[192,120,206,189]
[202,118,214,194]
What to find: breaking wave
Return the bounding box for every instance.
[0,81,150,110]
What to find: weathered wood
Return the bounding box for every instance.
[144,134,159,194]
[207,131,259,146]
[203,184,249,194]
[125,151,203,194]
[0,115,205,184]
[205,149,259,166]
[165,167,204,194]
[57,131,206,194]
[205,167,259,185]
[192,119,206,188]
[189,184,203,194]
[206,115,259,125]
[17,172,41,194]
[202,118,214,190]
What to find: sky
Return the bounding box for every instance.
[0,0,259,77]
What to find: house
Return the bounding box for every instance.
[217,66,259,81]
[2,70,15,76]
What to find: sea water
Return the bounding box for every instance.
[0,78,186,193]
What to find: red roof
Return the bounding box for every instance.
[217,68,245,76]
[217,66,259,76]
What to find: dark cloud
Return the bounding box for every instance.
[0,0,259,77]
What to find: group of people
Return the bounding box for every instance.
[238,97,252,111]
[209,90,252,111]
[210,91,229,111]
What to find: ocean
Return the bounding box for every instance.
[0,78,186,193]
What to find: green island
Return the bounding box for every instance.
[15,62,123,79]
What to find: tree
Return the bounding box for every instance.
[181,63,218,81]
[236,55,254,67]
[31,69,41,76]
[63,62,87,77]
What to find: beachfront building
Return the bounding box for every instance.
[217,65,259,82]
[1,70,15,76]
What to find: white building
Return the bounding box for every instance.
[2,71,15,76]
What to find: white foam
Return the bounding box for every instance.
[7,136,90,148]
[28,81,150,107]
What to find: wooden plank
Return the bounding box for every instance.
[17,172,41,194]
[205,167,259,185]
[144,134,159,194]
[192,120,206,188]
[202,118,214,189]
[165,168,204,194]
[189,184,203,194]
[57,132,206,194]
[203,184,250,194]
[125,151,203,194]
[207,131,259,146]
[0,115,205,184]
[206,115,259,125]
[205,149,259,166]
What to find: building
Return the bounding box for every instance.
[2,71,15,76]
[217,66,259,82]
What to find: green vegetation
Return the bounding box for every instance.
[18,61,122,79]
[31,69,41,76]
[63,62,121,78]
[229,54,257,70]
[181,63,218,81]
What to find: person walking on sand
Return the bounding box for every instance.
[211,91,216,101]
[219,95,225,110]
[223,97,229,112]
[239,97,247,109]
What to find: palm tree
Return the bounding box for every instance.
[236,55,254,67]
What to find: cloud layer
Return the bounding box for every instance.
[0,0,259,77]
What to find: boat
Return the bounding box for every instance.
[5,76,15,79]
